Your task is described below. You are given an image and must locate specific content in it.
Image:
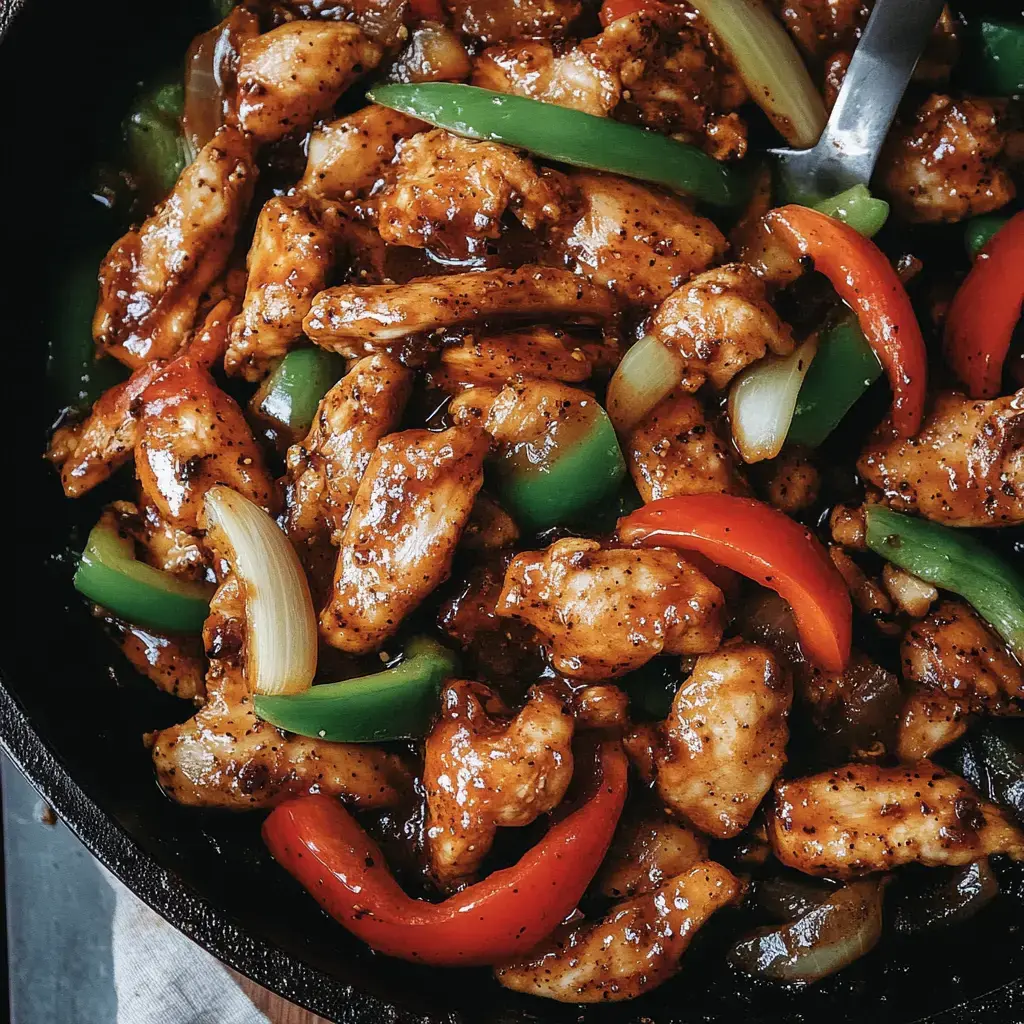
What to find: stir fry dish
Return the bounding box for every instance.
[46,0,1024,1004]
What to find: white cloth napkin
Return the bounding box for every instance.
[104,870,270,1024]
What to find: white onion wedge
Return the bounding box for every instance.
[728,336,818,463]
[606,334,686,435]
[203,485,317,696]
[692,0,826,148]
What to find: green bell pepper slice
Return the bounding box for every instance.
[74,520,214,634]
[971,18,1024,96]
[965,214,1011,260]
[786,314,883,448]
[947,724,1024,824]
[250,348,348,443]
[125,81,189,202]
[253,636,459,742]
[367,83,744,208]
[813,184,889,239]
[865,506,1024,659]
[494,402,627,533]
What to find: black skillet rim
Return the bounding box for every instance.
[1,0,1023,1018]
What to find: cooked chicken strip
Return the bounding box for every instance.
[761,450,820,514]
[770,0,868,60]
[650,264,795,391]
[656,644,791,839]
[236,22,383,143]
[896,689,968,761]
[571,684,630,730]
[378,130,567,259]
[115,622,206,702]
[299,105,425,199]
[597,808,708,899]
[498,539,725,681]
[94,127,256,368]
[431,327,593,393]
[627,391,747,502]
[858,390,1024,527]
[902,601,1024,716]
[550,172,727,306]
[135,358,276,532]
[474,10,746,156]
[769,761,1024,878]
[495,861,741,1002]
[424,680,574,889]
[152,569,409,809]
[446,0,581,43]
[49,360,168,498]
[304,266,616,355]
[320,425,488,653]
[879,94,1015,224]
[285,353,413,546]
[225,195,345,380]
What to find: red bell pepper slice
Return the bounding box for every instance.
[767,204,927,438]
[599,0,674,27]
[262,738,628,967]
[618,495,851,671]
[944,210,1024,399]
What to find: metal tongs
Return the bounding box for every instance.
[771,0,947,204]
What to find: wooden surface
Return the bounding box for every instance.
[233,971,334,1023]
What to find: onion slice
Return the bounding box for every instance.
[692,0,826,148]
[606,334,685,435]
[203,485,317,696]
[728,336,818,463]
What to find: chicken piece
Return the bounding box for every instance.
[94,127,256,368]
[474,11,746,156]
[424,680,574,889]
[49,361,168,498]
[135,358,276,533]
[377,131,566,260]
[236,22,383,143]
[627,391,746,502]
[498,539,725,681]
[495,861,740,1002]
[285,353,413,546]
[902,601,1024,716]
[387,22,473,84]
[656,644,791,839]
[124,499,210,579]
[152,571,410,809]
[462,493,520,550]
[597,808,708,899]
[896,689,968,761]
[572,684,630,730]
[771,0,869,60]
[299,105,425,199]
[829,545,898,635]
[650,264,795,391]
[858,390,1024,527]
[304,266,616,355]
[445,0,581,43]
[225,195,345,381]
[882,563,938,618]
[830,502,867,550]
[115,623,206,702]
[769,761,1024,878]
[51,299,237,498]
[550,172,727,307]
[760,450,820,514]
[431,326,593,393]
[879,94,1015,224]
[321,425,488,653]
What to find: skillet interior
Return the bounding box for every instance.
[1,0,1024,1019]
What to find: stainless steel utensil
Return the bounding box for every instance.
[771,0,946,203]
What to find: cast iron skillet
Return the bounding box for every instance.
[2,1,1024,1020]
